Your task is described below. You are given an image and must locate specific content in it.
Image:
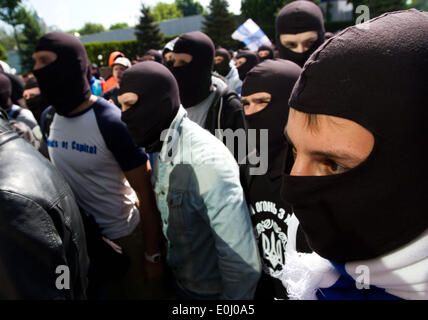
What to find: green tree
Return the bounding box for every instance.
[153,2,183,21]
[0,43,7,61]
[408,0,428,10]
[109,22,129,30]
[348,0,408,19]
[241,0,320,41]
[203,0,239,49]
[0,28,18,51]
[79,22,105,36]
[0,0,26,52]
[20,10,43,72]
[176,0,204,16]
[135,4,164,54]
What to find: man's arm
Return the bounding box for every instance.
[0,196,73,300]
[124,160,165,280]
[198,163,262,300]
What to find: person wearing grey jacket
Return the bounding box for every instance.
[119,61,262,300]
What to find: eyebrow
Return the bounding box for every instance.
[284,131,364,163]
[306,36,318,41]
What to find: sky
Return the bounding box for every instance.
[22,0,242,32]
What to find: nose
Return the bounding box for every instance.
[294,43,305,54]
[290,155,311,176]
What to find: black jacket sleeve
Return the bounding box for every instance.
[0,193,86,300]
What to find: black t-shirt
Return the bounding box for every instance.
[243,160,312,300]
[103,86,121,109]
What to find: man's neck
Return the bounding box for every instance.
[67,95,98,116]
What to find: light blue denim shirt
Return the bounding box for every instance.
[226,66,242,96]
[151,106,261,300]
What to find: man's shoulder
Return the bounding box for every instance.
[0,136,69,207]
[218,89,242,114]
[181,118,238,166]
[92,98,122,122]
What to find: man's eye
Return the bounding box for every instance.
[285,42,297,48]
[323,159,348,175]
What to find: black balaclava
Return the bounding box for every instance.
[257,45,274,62]
[24,77,50,123]
[172,31,214,108]
[144,49,164,64]
[163,48,174,70]
[214,48,231,77]
[324,32,334,41]
[276,0,325,67]
[243,59,302,175]
[236,51,260,81]
[120,61,180,153]
[282,9,428,263]
[0,72,12,111]
[91,63,101,79]
[33,32,92,116]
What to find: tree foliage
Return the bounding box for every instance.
[203,0,240,49]
[0,28,18,51]
[0,0,26,51]
[0,43,7,60]
[79,22,105,36]
[109,22,129,30]
[347,0,408,19]
[176,0,204,16]
[20,10,43,72]
[408,0,428,11]
[153,2,183,21]
[135,4,164,54]
[84,36,177,66]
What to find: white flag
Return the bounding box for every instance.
[232,19,272,51]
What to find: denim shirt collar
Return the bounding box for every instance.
[159,106,187,162]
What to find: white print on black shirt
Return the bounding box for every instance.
[251,201,292,279]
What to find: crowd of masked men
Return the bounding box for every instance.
[0,1,426,300]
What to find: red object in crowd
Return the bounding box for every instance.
[103,76,118,94]
[108,51,125,67]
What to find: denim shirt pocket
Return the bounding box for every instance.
[166,190,189,240]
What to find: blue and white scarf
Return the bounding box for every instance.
[280,215,428,300]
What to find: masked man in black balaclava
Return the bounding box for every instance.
[276,0,325,67]
[23,77,50,124]
[0,73,38,130]
[214,48,242,95]
[142,49,164,64]
[0,73,13,114]
[235,51,260,82]
[281,9,428,300]
[33,32,166,300]
[257,45,274,62]
[240,59,311,300]
[172,31,247,161]
[119,61,261,300]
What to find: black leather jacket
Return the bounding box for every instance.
[0,111,89,300]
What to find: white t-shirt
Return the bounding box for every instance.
[48,98,148,240]
[186,89,217,128]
